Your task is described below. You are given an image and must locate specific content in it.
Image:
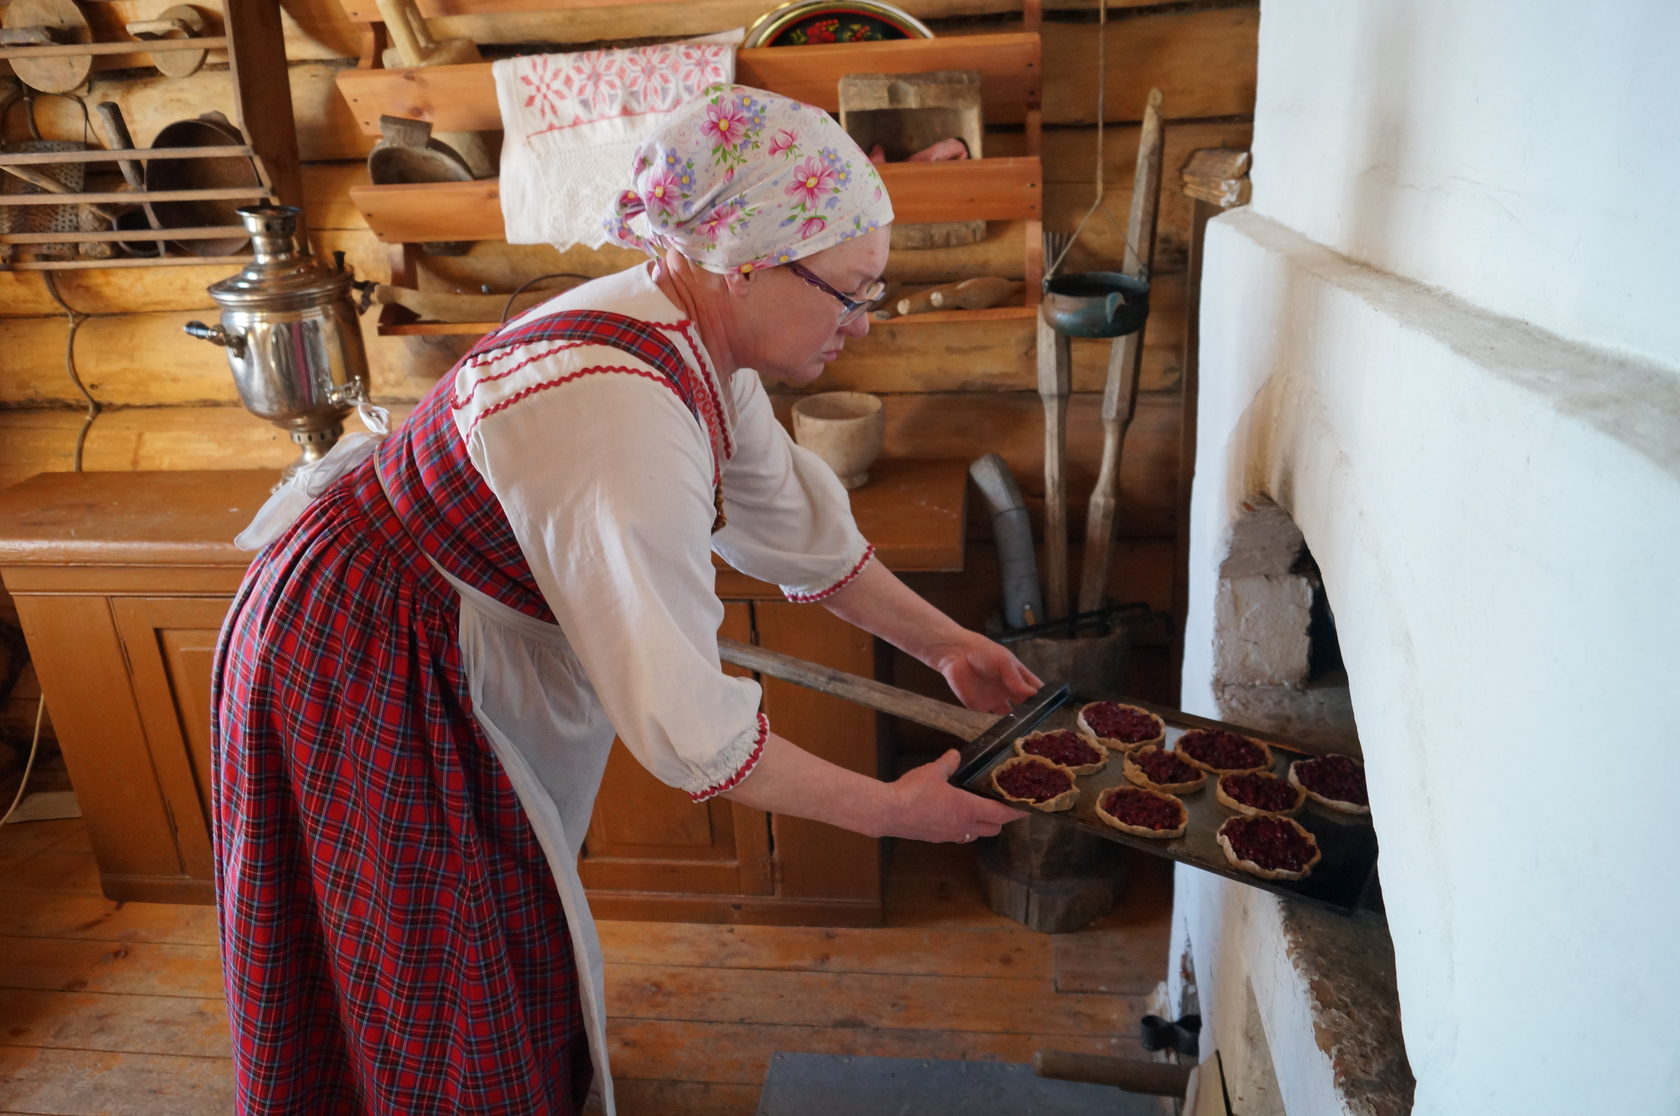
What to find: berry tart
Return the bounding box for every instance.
[1095,786,1188,840]
[1215,815,1321,881]
[1215,771,1305,817]
[989,755,1079,812]
[1013,728,1108,776]
[1121,745,1208,794]
[1174,728,1272,775]
[1076,701,1166,752]
[1288,753,1370,815]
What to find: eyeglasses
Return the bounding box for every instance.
[786,260,888,326]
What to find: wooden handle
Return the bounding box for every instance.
[895,279,968,317]
[92,102,148,193]
[717,637,995,739]
[1032,1051,1190,1096]
[1076,87,1164,615]
[1036,314,1072,620]
[929,276,1024,312]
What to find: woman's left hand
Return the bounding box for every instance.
[930,631,1043,715]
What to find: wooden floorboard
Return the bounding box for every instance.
[0,803,1174,1115]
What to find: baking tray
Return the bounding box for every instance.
[951,687,1383,918]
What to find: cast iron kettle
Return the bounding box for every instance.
[1040,270,1150,339]
[184,205,375,478]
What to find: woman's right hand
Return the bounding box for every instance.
[884,749,1026,844]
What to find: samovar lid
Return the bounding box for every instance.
[206,205,352,311]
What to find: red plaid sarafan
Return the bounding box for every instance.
[212,309,722,1114]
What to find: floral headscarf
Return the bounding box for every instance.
[605,84,894,275]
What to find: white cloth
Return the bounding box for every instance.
[494,37,739,250]
[234,401,390,551]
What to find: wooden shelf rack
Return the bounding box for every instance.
[332,7,1045,336]
[0,2,302,271]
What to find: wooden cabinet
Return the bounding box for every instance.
[0,461,967,924]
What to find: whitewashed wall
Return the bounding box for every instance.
[1177,1,1680,1113]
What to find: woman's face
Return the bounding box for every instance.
[737,227,891,385]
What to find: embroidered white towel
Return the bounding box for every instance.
[494,37,739,250]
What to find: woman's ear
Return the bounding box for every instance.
[722,267,755,299]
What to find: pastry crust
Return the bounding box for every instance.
[1215,771,1305,817]
[1076,701,1166,752]
[1013,728,1109,775]
[989,755,1079,812]
[1288,755,1372,815]
[1121,746,1208,794]
[1174,728,1272,774]
[1216,815,1321,881]
[1095,786,1187,840]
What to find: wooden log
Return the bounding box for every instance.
[0,265,1187,411]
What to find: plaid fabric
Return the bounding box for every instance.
[211,309,718,1114]
[213,465,589,1114]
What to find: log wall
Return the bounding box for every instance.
[0,0,1256,738]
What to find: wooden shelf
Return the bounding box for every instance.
[351,156,1038,244]
[0,0,300,273]
[0,36,227,60]
[376,302,1036,337]
[335,33,1040,136]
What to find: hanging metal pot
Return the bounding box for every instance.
[1040,271,1150,339]
[144,111,264,256]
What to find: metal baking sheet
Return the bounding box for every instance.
[952,688,1382,918]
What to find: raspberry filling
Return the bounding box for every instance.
[1221,816,1317,871]
[1177,729,1266,771]
[1100,787,1184,831]
[1082,703,1162,743]
[1021,730,1102,767]
[1131,747,1200,786]
[995,759,1073,802]
[1221,772,1300,813]
[1294,754,1369,806]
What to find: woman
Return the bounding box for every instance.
[212,85,1038,1115]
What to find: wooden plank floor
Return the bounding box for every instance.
[0,789,1173,1115]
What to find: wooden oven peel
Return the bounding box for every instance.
[718,638,1382,917]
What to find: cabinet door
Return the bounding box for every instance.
[110,596,232,889]
[754,601,883,904]
[578,602,773,896]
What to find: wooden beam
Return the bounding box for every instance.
[336,34,1040,136]
[349,158,1040,243]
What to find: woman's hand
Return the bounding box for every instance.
[929,630,1043,715]
[882,749,1027,843]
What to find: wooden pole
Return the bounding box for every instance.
[1075,87,1164,616]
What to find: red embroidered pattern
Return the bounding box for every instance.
[785,544,876,603]
[672,319,734,462]
[464,365,689,441]
[456,320,731,489]
[690,713,768,802]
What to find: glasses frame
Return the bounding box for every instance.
[786,260,887,326]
